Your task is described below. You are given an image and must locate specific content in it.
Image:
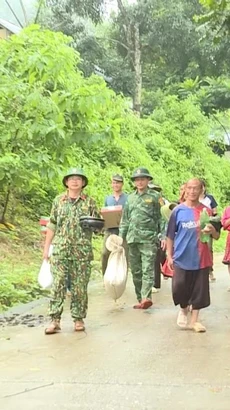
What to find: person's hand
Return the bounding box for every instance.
[167,256,174,271]
[43,250,49,261]
[201,223,214,235]
[160,239,167,251]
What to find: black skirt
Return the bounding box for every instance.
[172,266,210,310]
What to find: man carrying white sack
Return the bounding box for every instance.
[119,167,165,309]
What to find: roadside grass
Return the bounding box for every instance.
[213,229,226,253]
[0,222,103,312]
[0,219,226,312]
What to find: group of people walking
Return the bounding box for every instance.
[42,167,228,335]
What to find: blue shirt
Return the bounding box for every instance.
[104,193,128,207]
[167,204,212,270]
[104,193,128,233]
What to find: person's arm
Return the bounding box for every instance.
[43,199,58,260]
[166,237,174,270]
[166,211,177,270]
[43,229,55,260]
[202,223,220,240]
[224,218,230,228]
[208,194,218,215]
[119,200,129,240]
[221,208,230,230]
[157,194,167,251]
[211,226,220,240]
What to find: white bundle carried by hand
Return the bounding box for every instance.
[104,234,128,301]
[38,260,53,289]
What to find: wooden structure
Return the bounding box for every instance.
[0,18,21,39]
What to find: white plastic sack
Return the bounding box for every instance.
[104,234,127,300]
[38,260,53,289]
[48,244,53,257]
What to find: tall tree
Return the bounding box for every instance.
[0,25,123,221]
[198,0,230,40]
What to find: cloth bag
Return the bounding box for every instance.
[38,260,53,289]
[104,234,127,300]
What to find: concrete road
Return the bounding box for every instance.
[0,255,230,410]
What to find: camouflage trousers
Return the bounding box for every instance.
[128,242,157,301]
[49,257,91,321]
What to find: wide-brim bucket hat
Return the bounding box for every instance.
[131,167,153,181]
[62,168,88,188]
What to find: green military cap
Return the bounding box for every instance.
[131,167,153,181]
[62,167,88,188]
[112,174,124,182]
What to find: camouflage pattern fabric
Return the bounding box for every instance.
[129,243,157,300]
[49,257,91,320]
[119,189,163,243]
[47,191,100,320]
[47,192,101,259]
[119,188,163,301]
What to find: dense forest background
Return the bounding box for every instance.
[1,0,230,309]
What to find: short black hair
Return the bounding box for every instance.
[199,179,206,188]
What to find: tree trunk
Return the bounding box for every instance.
[1,187,10,224]
[133,22,142,116]
[117,1,142,116]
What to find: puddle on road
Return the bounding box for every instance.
[0,313,46,328]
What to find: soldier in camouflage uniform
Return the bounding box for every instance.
[119,167,165,309]
[43,168,101,334]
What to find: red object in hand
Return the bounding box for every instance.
[39,217,50,235]
[39,217,50,226]
[161,259,174,278]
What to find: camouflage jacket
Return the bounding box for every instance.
[119,188,164,244]
[47,192,100,260]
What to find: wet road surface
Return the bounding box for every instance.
[0,254,230,410]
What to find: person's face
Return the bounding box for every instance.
[66,175,84,190]
[112,180,123,192]
[134,177,150,190]
[185,180,202,201]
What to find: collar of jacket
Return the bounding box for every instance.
[135,188,148,195]
[60,191,87,202]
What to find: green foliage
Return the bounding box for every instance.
[0,218,103,310]
[198,0,230,40]
[0,25,123,220]
[54,95,230,208]
[0,222,43,311]
[1,12,230,310]
[45,0,104,24]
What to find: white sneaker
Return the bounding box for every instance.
[152,287,159,293]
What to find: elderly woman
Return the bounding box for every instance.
[167,178,220,333]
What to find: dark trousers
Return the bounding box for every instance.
[172,266,210,310]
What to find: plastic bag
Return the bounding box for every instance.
[104,234,128,300]
[48,245,53,257]
[200,209,211,243]
[161,259,173,278]
[38,260,53,289]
